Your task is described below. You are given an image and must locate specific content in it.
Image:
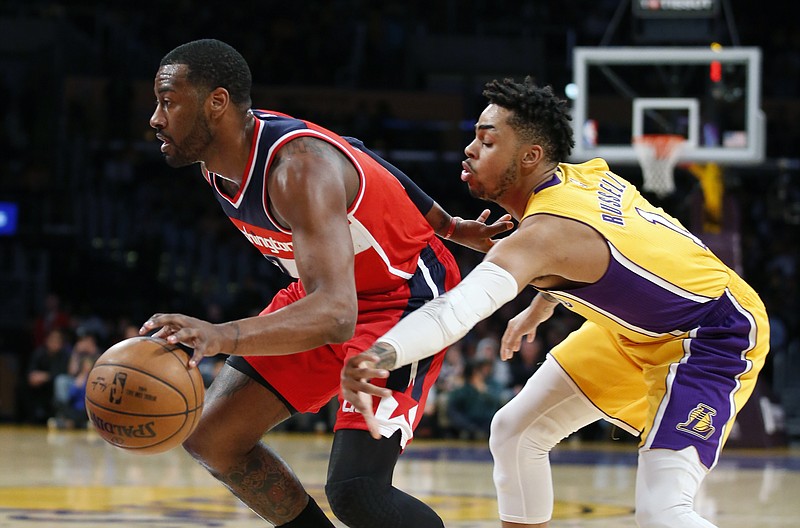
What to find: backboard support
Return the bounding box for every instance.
[571,46,764,165]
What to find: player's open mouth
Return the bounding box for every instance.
[461,161,473,182]
[156,134,171,152]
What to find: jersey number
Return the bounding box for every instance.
[636,207,706,249]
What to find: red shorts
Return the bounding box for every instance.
[238,239,460,447]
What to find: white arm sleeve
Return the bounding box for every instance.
[379,261,519,369]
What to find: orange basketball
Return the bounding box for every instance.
[85,336,204,455]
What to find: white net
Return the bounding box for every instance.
[633,134,685,197]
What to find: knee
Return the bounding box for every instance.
[182,426,246,473]
[182,429,213,466]
[325,476,384,528]
[489,405,550,458]
[488,405,517,452]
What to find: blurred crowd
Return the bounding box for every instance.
[23,293,136,430]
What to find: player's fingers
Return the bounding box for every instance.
[350,391,381,439]
[341,386,367,413]
[350,367,391,393]
[475,208,491,223]
[486,222,514,237]
[148,326,170,339]
[170,333,205,369]
[367,383,392,398]
[500,329,525,361]
[165,328,205,357]
[343,353,389,380]
[365,414,382,440]
[139,315,161,334]
[188,349,204,369]
[499,346,518,361]
[342,375,391,399]
[140,313,183,334]
[355,365,389,381]
[490,215,514,228]
[500,330,520,351]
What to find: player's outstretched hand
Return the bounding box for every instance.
[450,209,514,253]
[500,294,559,361]
[140,313,229,368]
[341,348,392,440]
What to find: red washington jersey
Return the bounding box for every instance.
[203,109,439,297]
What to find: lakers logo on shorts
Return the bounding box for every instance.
[676,403,717,440]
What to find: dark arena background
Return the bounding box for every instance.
[0,1,798,526]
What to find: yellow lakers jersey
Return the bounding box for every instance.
[523,158,734,341]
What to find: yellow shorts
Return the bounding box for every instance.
[551,277,769,469]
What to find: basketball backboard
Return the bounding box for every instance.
[570,46,764,165]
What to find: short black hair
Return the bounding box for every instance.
[160,39,252,109]
[482,77,574,162]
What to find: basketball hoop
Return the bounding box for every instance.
[633,134,686,197]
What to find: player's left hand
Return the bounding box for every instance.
[140,313,230,368]
[341,350,392,440]
[500,294,558,361]
[450,209,514,253]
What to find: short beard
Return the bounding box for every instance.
[164,113,213,168]
[469,161,517,202]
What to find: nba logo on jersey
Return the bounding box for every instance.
[676,403,717,440]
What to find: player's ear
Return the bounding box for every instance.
[521,144,544,169]
[207,87,229,117]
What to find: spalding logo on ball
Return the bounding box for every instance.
[85,336,204,455]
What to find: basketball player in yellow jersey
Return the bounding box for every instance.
[341,77,770,528]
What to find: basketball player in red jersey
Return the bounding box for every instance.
[140,39,512,528]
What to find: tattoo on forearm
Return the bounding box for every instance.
[372,342,398,370]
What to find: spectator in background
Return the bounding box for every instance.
[51,328,102,429]
[437,340,466,393]
[51,354,95,430]
[432,340,467,438]
[474,335,515,402]
[508,334,545,395]
[446,358,505,440]
[112,316,145,344]
[26,328,71,424]
[31,293,71,349]
[70,328,103,366]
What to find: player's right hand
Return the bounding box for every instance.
[451,209,514,253]
[140,313,228,368]
[341,350,391,440]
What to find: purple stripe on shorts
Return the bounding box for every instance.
[647,292,755,468]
